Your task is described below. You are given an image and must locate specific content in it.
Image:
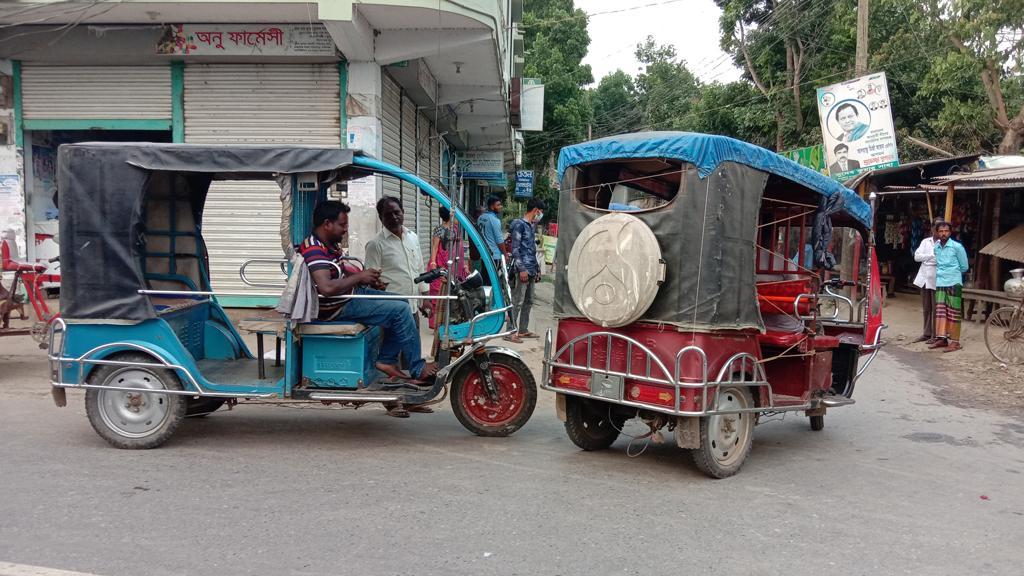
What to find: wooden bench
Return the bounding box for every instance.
[963,288,1019,322]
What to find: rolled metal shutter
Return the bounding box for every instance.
[184,64,340,294]
[381,74,402,214]
[20,65,171,120]
[400,92,419,251]
[417,109,438,258]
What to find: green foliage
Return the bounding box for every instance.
[521,0,593,171]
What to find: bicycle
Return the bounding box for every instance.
[984,298,1024,363]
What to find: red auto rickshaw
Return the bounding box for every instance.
[542,132,884,478]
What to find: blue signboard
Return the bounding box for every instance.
[514,170,533,198]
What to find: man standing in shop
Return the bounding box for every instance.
[912,218,944,343]
[928,221,969,353]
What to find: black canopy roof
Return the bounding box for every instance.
[58,143,359,321]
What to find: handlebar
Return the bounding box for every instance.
[414,268,447,285]
[824,278,858,289]
[48,256,59,263]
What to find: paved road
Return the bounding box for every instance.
[2,329,1023,576]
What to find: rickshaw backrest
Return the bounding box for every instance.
[756,278,813,316]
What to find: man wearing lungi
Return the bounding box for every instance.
[928,221,969,353]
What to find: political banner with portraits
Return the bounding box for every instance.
[816,72,900,181]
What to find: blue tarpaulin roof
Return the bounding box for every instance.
[557,131,872,228]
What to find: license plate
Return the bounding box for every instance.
[590,373,623,400]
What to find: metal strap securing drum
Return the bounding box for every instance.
[567,212,665,327]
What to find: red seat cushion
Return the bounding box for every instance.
[812,334,840,349]
[758,330,806,348]
[1,240,47,273]
[757,278,813,316]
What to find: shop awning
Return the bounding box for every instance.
[981,224,1024,264]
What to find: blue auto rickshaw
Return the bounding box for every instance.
[48,143,535,448]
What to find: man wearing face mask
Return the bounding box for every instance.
[505,198,545,343]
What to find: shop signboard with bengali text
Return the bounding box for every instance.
[157,24,335,56]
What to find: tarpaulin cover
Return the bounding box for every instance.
[57,143,357,321]
[555,161,766,331]
[557,131,871,228]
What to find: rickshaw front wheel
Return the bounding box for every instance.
[85,352,188,449]
[564,397,623,451]
[450,352,537,437]
[691,385,756,479]
[809,414,825,431]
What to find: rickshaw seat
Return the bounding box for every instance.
[759,313,807,348]
[238,317,367,338]
[1,240,46,273]
[756,277,813,316]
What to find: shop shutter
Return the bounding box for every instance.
[400,92,419,253]
[20,65,172,120]
[417,111,438,259]
[381,74,403,216]
[184,63,340,295]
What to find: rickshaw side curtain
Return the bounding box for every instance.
[554,161,765,332]
[58,145,155,321]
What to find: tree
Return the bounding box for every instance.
[921,0,1024,153]
[521,0,593,168]
[588,70,641,138]
[633,37,702,131]
[521,0,594,219]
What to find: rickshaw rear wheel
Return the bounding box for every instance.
[84,352,187,449]
[691,385,755,479]
[809,414,825,431]
[450,352,537,437]
[564,397,623,451]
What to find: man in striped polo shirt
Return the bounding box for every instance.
[300,201,437,381]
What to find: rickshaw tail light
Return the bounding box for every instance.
[629,383,678,408]
[554,373,589,391]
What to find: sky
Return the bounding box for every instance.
[575,0,744,86]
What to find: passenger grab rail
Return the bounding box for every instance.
[239,258,289,288]
[139,289,458,301]
[47,321,276,399]
[542,330,776,417]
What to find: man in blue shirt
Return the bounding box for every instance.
[506,198,545,342]
[477,195,508,286]
[928,221,969,353]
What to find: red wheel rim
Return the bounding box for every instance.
[459,364,526,427]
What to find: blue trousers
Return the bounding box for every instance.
[337,287,425,378]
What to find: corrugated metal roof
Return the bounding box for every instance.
[933,166,1024,187]
[981,224,1024,264]
[844,154,980,189]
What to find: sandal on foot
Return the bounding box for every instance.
[518,332,539,339]
[503,335,522,343]
[384,403,410,418]
[406,404,435,414]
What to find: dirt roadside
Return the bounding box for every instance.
[882,291,1024,416]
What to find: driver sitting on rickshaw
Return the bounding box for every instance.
[299,200,438,382]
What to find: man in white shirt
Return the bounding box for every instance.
[912,218,944,343]
[364,196,430,325]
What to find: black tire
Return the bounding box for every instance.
[830,346,857,398]
[84,352,187,449]
[691,385,756,479]
[809,414,825,431]
[185,398,226,418]
[450,352,537,437]
[564,397,622,451]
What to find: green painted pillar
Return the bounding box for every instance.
[171,61,185,143]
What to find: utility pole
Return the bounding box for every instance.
[855,0,870,75]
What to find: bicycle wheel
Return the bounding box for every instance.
[985,306,1024,364]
